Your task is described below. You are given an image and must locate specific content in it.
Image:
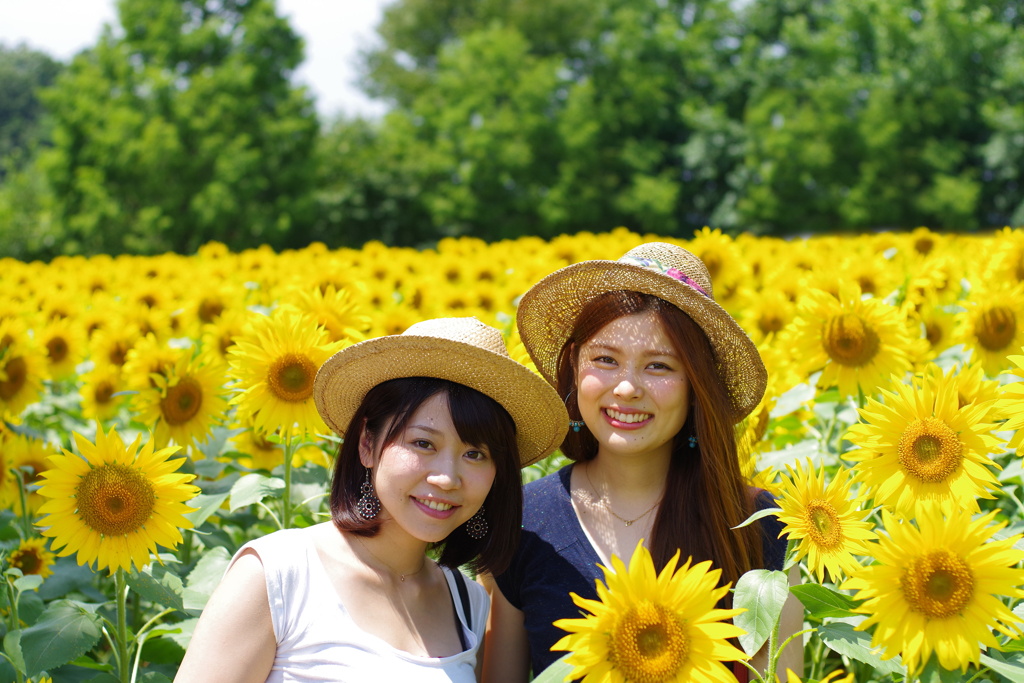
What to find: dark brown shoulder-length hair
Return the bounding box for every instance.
[557,291,763,594]
[330,376,521,576]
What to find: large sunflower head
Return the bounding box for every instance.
[845,365,1003,518]
[552,541,747,683]
[89,325,141,369]
[955,282,1024,377]
[36,425,200,574]
[8,434,60,515]
[784,281,913,399]
[8,537,56,580]
[228,310,346,438]
[775,460,876,583]
[844,505,1024,674]
[134,355,229,450]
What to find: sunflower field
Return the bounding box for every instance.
[1,226,1024,683]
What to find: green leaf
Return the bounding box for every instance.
[127,563,185,613]
[4,629,25,675]
[790,584,861,619]
[163,617,199,650]
[139,635,186,665]
[982,650,1024,683]
[530,653,575,683]
[918,654,964,683]
[68,655,114,671]
[84,674,122,683]
[186,546,231,600]
[39,558,101,602]
[13,575,42,593]
[731,507,781,530]
[229,474,285,511]
[817,622,903,675]
[17,590,45,626]
[183,492,230,528]
[733,569,789,656]
[139,673,174,683]
[19,600,103,677]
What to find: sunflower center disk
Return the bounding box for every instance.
[47,337,68,362]
[924,322,943,347]
[0,357,27,400]
[976,306,1016,351]
[161,377,204,425]
[900,549,974,619]
[609,600,690,683]
[14,551,39,574]
[76,464,156,537]
[268,353,317,403]
[822,313,880,367]
[804,500,843,549]
[199,298,225,323]
[758,314,784,334]
[109,342,129,366]
[95,381,116,405]
[897,418,962,484]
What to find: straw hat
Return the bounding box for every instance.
[516,242,767,423]
[313,317,568,467]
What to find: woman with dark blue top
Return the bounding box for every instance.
[480,243,802,683]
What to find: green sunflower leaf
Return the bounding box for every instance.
[734,569,789,656]
[790,584,862,619]
[530,654,574,683]
[17,600,103,677]
[817,621,903,675]
[229,473,285,511]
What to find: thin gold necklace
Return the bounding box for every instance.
[584,465,662,527]
[354,536,427,582]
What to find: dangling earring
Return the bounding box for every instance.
[688,435,698,449]
[465,505,488,540]
[357,467,381,519]
[564,389,585,433]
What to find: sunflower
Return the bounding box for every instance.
[954,282,1024,377]
[786,281,913,399]
[80,364,125,422]
[90,324,140,369]
[997,352,1024,455]
[845,365,1002,518]
[951,362,1004,416]
[8,537,56,580]
[740,290,796,345]
[134,355,229,449]
[37,317,86,380]
[551,541,747,683]
[228,310,345,438]
[199,308,250,363]
[229,424,285,471]
[282,285,370,343]
[844,506,1024,674]
[0,318,49,419]
[774,461,875,583]
[913,300,957,361]
[122,334,184,391]
[36,425,199,574]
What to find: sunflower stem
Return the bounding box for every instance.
[12,469,31,540]
[764,607,782,683]
[857,386,866,411]
[736,657,767,683]
[282,434,294,529]
[6,578,19,632]
[964,666,990,683]
[115,569,131,683]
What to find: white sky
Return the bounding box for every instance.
[0,0,393,119]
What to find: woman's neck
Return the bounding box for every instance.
[348,519,432,581]
[587,443,672,502]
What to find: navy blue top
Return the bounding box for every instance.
[494,465,788,675]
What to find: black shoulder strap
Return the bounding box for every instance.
[452,568,472,631]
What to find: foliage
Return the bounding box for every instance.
[36,0,319,256]
[0,44,62,175]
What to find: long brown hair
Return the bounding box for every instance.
[557,291,763,593]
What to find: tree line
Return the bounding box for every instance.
[2,0,1024,259]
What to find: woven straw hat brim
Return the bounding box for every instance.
[314,335,568,467]
[516,260,767,423]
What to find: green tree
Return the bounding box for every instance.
[39,0,318,255]
[0,44,62,174]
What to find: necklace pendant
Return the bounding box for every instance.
[400,575,405,581]
[624,521,632,527]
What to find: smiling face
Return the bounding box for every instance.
[359,392,497,544]
[576,310,691,461]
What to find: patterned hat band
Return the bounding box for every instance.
[618,256,712,299]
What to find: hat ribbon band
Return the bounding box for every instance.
[619,256,711,299]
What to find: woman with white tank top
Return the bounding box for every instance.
[175,318,567,683]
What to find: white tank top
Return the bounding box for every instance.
[231,526,489,683]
